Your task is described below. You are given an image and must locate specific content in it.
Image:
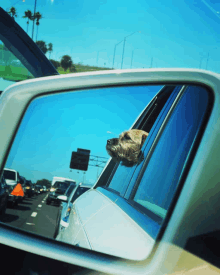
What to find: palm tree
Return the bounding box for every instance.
[35,12,43,42]
[48,43,53,59]
[22,10,33,34]
[8,7,17,20]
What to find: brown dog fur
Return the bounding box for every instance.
[106,129,148,167]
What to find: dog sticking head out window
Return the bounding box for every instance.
[106,129,148,167]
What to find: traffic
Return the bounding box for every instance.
[0,169,90,239]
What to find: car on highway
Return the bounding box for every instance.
[54,183,92,238]
[3,168,20,207]
[35,185,42,195]
[46,179,77,206]
[0,175,9,217]
[25,180,34,198]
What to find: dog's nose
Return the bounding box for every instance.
[107,138,118,145]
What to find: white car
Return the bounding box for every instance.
[3,168,19,206]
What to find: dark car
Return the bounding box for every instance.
[25,180,34,198]
[35,185,43,195]
[0,175,9,216]
[46,180,76,206]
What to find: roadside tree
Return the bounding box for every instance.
[48,43,53,59]
[22,10,33,34]
[8,7,17,20]
[35,12,43,42]
[61,55,73,71]
[36,179,51,189]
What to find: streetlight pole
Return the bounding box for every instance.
[32,0,37,40]
[112,40,123,69]
[121,31,140,69]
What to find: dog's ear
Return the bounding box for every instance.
[141,133,148,147]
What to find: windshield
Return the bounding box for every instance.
[3,170,16,180]
[0,40,34,90]
[53,181,70,190]
[1,2,219,74]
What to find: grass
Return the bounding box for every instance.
[57,63,113,74]
[0,65,34,81]
[0,63,113,82]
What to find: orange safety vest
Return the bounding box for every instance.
[11,183,24,197]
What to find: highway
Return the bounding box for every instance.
[1,192,59,239]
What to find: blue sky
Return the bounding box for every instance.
[2,0,220,71]
[5,85,161,184]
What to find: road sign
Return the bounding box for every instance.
[70,149,90,171]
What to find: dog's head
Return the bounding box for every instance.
[106,129,148,167]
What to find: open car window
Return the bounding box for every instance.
[99,84,211,240]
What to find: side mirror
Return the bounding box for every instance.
[0,69,219,274]
[57,195,68,202]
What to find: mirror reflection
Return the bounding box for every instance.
[0,84,210,260]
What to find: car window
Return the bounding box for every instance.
[130,86,210,236]
[53,181,70,189]
[66,184,76,197]
[70,186,90,203]
[3,170,16,180]
[107,85,182,196]
[101,85,211,241]
[0,40,34,91]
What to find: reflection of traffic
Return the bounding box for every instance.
[0,169,92,239]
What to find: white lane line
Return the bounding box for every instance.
[31,212,37,217]
[38,204,42,207]
[26,223,35,225]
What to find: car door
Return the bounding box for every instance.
[0,7,58,93]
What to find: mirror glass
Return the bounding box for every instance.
[2,85,161,248]
[1,84,210,260]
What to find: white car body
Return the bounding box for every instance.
[3,168,18,186]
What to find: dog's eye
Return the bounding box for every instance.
[124,134,131,140]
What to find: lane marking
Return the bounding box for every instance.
[26,223,35,225]
[31,212,37,217]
